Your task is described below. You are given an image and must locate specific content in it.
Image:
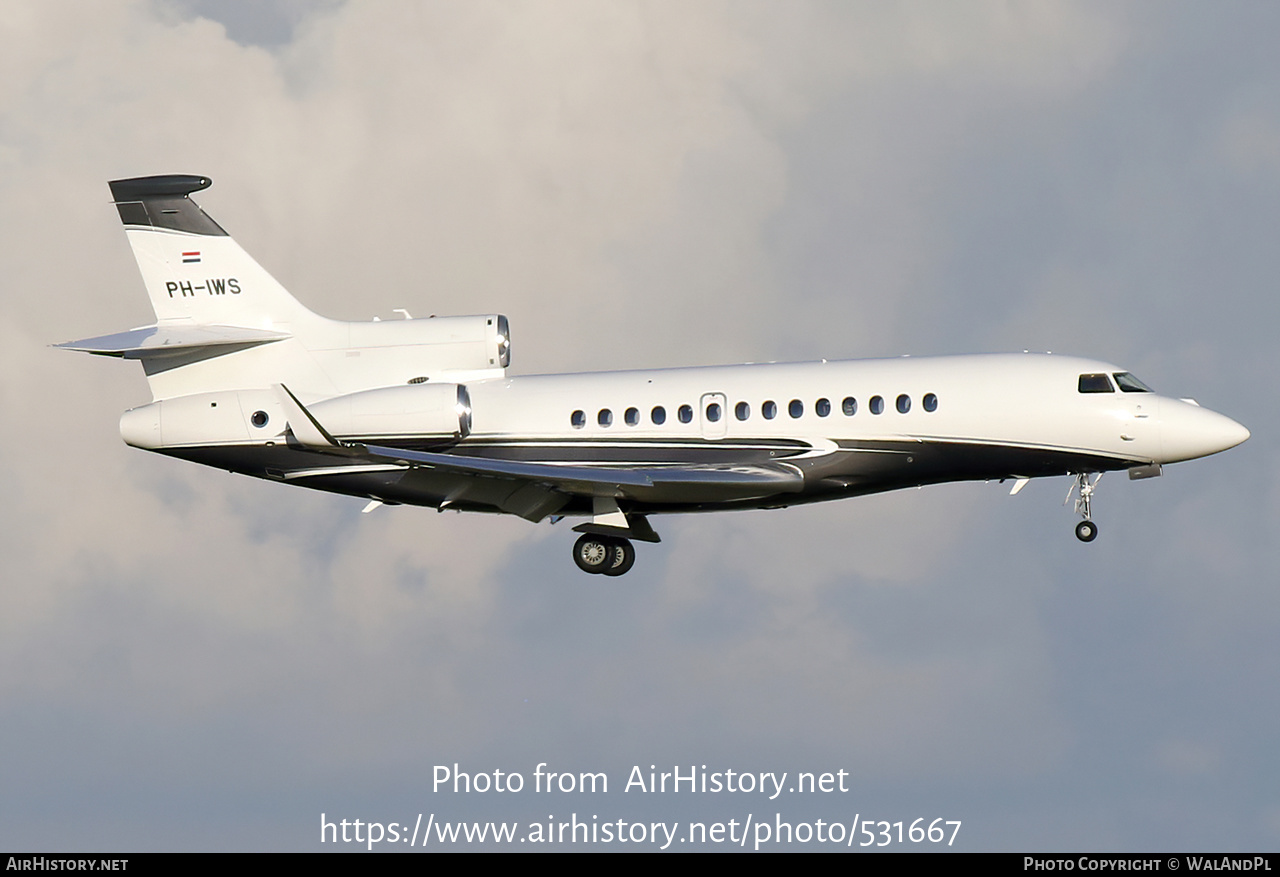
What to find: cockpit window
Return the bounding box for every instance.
[1078,373,1115,393]
[1113,372,1153,393]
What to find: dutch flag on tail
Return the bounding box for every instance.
[182,251,200,263]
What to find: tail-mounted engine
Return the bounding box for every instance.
[345,314,510,378]
[309,382,472,447]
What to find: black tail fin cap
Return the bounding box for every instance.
[109,175,212,202]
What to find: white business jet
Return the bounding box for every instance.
[59,175,1249,575]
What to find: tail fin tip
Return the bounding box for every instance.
[109,174,212,202]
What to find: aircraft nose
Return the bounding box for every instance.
[1159,400,1249,463]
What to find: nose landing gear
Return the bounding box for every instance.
[1067,472,1102,542]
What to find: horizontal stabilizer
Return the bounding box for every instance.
[55,324,291,360]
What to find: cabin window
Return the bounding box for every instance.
[762,400,777,420]
[651,406,666,425]
[896,394,911,414]
[706,402,722,422]
[571,410,586,429]
[598,408,613,427]
[816,398,831,417]
[735,401,750,421]
[870,395,884,414]
[1078,373,1115,393]
[842,396,857,416]
[625,407,640,426]
[1114,372,1153,393]
[923,393,938,412]
[251,410,269,428]
[789,399,804,418]
[678,404,693,424]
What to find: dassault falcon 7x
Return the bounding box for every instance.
[60,174,1250,575]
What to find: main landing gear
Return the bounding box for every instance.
[569,498,657,576]
[573,533,636,576]
[1067,471,1102,542]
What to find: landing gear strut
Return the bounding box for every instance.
[1068,472,1102,542]
[573,533,636,576]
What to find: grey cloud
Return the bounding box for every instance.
[2,0,1277,851]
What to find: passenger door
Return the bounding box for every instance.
[699,392,728,440]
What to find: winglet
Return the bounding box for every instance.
[274,384,341,448]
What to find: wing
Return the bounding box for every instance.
[362,444,805,501]
[273,384,805,516]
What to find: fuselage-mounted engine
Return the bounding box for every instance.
[308,381,472,450]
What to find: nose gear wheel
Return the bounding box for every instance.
[1065,472,1102,542]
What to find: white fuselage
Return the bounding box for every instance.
[68,174,1251,571]
[118,352,1248,521]
[466,354,1148,461]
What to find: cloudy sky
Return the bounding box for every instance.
[2,0,1277,852]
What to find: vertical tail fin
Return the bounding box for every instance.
[62,175,508,402]
[108,174,316,328]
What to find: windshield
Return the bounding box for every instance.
[1078,373,1114,393]
[1113,372,1153,393]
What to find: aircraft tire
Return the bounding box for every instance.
[602,538,636,577]
[573,534,614,574]
[1075,520,1098,542]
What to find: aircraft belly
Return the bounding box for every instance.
[155,431,1146,521]
[626,439,1148,515]
[803,437,1144,494]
